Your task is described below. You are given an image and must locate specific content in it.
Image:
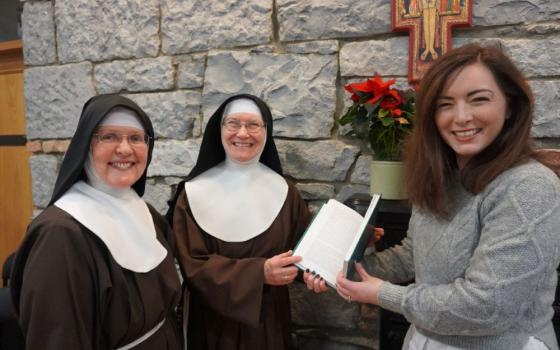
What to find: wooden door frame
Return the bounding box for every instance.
[0,40,24,74]
[0,39,30,266]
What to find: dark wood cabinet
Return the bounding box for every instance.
[343,195,412,350]
[373,199,412,350]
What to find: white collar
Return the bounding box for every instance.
[54,181,167,272]
[185,157,288,242]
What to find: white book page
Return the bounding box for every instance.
[294,199,363,287]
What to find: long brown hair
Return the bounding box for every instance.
[405,44,534,217]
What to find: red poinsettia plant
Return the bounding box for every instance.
[339,75,415,161]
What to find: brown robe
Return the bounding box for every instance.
[11,205,182,350]
[173,182,311,350]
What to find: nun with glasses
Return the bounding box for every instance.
[10,95,182,350]
[167,94,313,350]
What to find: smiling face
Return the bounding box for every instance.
[435,62,509,169]
[90,125,148,188]
[221,112,266,163]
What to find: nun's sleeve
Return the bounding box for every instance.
[15,219,98,350]
[288,182,312,249]
[173,190,266,327]
[287,182,313,282]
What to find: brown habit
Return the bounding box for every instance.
[173,182,311,350]
[11,205,182,350]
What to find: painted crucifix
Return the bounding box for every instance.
[392,0,473,84]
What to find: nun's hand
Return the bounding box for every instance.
[264,250,301,286]
[335,262,383,305]
[303,271,329,293]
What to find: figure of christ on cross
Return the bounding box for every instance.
[392,0,472,84]
[420,0,439,61]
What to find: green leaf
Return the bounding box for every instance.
[380,116,394,127]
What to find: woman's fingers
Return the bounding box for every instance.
[354,262,370,281]
[374,227,384,241]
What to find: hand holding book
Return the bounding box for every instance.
[336,262,384,305]
[302,227,384,294]
[264,250,301,286]
[293,195,381,288]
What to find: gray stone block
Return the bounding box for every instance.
[175,54,207,89]
[143,179,173,215]
[55,0,159,63]
[161,0,271,54]
[278,0,391,41]
[25,62,95,139]
[125,91,201,140]
[350,155,372,185]
[148,139,201,177]
[284,41,339,55]
[95,57,174,94]
[336,184,370,203]
[22,1,56,65]
[203,51,338,139]
[296,183,336,201]
[531,80,560,138]
[276,140,359,181]
[30,154,59,208]
[340,37,409,77]
[473,0,560,27]
[453,37,560,78]
[504,37,560,78]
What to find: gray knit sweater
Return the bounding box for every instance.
[367,160,560,349]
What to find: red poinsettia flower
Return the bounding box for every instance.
[380,89,402,110]
[345,75,396,105]
[340,73,415,161]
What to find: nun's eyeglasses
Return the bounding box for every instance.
[222,120,266,133]
[93,132,151,146]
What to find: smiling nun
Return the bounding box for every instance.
[168,94,312,350]
[10,95,182,350]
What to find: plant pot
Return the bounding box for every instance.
[370,160,406,200]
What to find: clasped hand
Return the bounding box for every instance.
[264,250,301,286]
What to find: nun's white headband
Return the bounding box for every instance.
[222,98,262,121]
[99,107,144,130]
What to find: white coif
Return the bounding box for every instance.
[185,157,288,242]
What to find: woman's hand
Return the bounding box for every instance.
[368,226,384,246]
[335,262,384,305]
[303,270,329,293]
[373,227,384,242]
[264,250,302,286]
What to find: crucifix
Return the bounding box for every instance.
[391,0,473,85]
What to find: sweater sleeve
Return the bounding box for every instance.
[363,211,416,283]
[379,170,560,336]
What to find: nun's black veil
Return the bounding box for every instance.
[165,93,283,223]
[49,94,155,205]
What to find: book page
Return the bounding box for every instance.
[294,199,363,287]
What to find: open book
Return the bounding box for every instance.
[293,195,381,288]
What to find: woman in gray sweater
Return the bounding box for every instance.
[335,44,560,349]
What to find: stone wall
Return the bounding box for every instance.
[21,0,560,349]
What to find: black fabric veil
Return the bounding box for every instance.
[165,93,283,224]
[48,94,155,205]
